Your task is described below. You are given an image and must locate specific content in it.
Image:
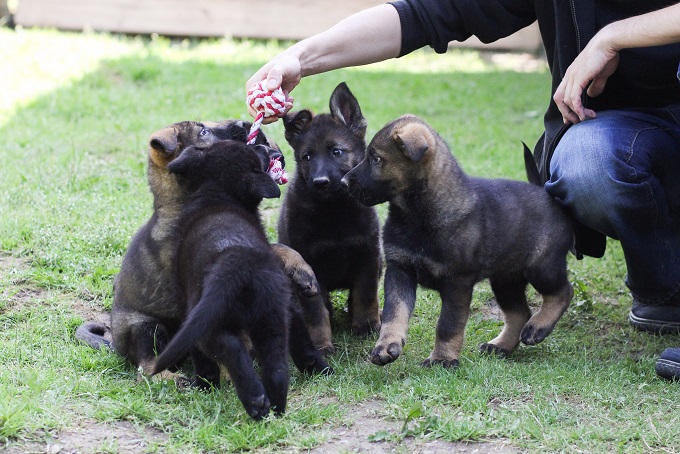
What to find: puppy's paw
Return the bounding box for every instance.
[301,354,334,376]
[520,324,552,345]
[370,341,402,366]
[421,358,459,369]
[319,343,336,356]
[351,318,381,338]
[292,270,320,297]
[272,243,320,296]
[478,343,510,359]
[245,394,271,421]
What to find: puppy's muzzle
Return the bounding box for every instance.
[313,177,331,189]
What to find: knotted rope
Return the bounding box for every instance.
[246,81,288,184]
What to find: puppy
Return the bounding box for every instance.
[152,140,328,420]
[76,120,320,374]
[278,82,382,353]
[343,114,574,368]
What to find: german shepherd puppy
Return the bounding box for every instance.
[278,82,382,353]
[151,140,328,420]
[76,120,320,375]
[343,115,574,368]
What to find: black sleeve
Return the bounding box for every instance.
[388,0,536,56]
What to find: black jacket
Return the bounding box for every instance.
[390,0,680,258]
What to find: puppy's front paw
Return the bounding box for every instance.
[520,323,552,345]
[370,341,402,365]
[478,343,510,359]
[421,357,459,369]
[245,394,271,421]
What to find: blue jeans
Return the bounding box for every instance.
[545,105,680,305]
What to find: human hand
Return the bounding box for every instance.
[553,34,620,124]
[246,54,302,123]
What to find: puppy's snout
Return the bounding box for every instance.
[313,177,330,188]
[340,176,350,189]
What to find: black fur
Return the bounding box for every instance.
[152,141,329,420]
[278,83,382,349]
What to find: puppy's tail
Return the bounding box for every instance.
[152,276,239,375]
[522,142,543,186]
[75,321,113,351]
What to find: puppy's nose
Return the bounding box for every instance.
[313,177,330,188]
[340,176,349,189]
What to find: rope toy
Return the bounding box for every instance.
[247,80,288,184]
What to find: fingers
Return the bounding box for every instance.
[553,81,582,125]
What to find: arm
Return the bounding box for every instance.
[554,3,680,124]
[246,4,402,122]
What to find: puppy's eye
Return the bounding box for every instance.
[302,154,311,162]
[371,154,381,164]
[332,148,343,157]
[199,128,210,136]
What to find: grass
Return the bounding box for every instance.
[1,27,679,453]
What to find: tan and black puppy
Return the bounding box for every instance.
[76,120,319,375]
[279,82,382,353]
[152,140,329,420]
[343,114,574,369]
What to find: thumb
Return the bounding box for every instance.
[265,69,283,91]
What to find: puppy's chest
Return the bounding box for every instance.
[383,224,450,282]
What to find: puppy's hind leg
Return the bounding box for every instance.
[479,278,532,358]
[202,331,272,420]
[190,347,221,390]
[521,272,573,345]
[287,301,333,375]
[298,292,334,356]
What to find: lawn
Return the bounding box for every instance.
[1,27,679,453]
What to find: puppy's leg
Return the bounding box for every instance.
[202,331,271,421]
[117,320,171,377]
[270,243,332,352]
[249,321,290,417]
[521,281,573,345]
[190,347,221,390]
[297,292,334,355]
[371,266,416,366]
[287,299,333,375]
[521,263,573,345]
[348,255,382,337]
[479,278,532,358]
[271,243,320,296]
[423,279,473,369]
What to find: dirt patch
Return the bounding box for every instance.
[4,421,168,454]
[301,400,517,454]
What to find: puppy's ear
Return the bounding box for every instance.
[148,126,179,167]
[329,82,367,139]
[167,147,203,175]
[283,110,314,146]
[248,173,281,200]
[392,123,434,162]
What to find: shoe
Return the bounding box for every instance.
[629,299,680,334]
[656,347,680,381]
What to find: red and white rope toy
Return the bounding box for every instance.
[247,80,288,185]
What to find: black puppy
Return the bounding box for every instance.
[76,120,320,376]
[278,82,382,353]
[152,140,329,420]
[343,115,574,368]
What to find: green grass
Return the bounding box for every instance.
[1,27,679,453]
